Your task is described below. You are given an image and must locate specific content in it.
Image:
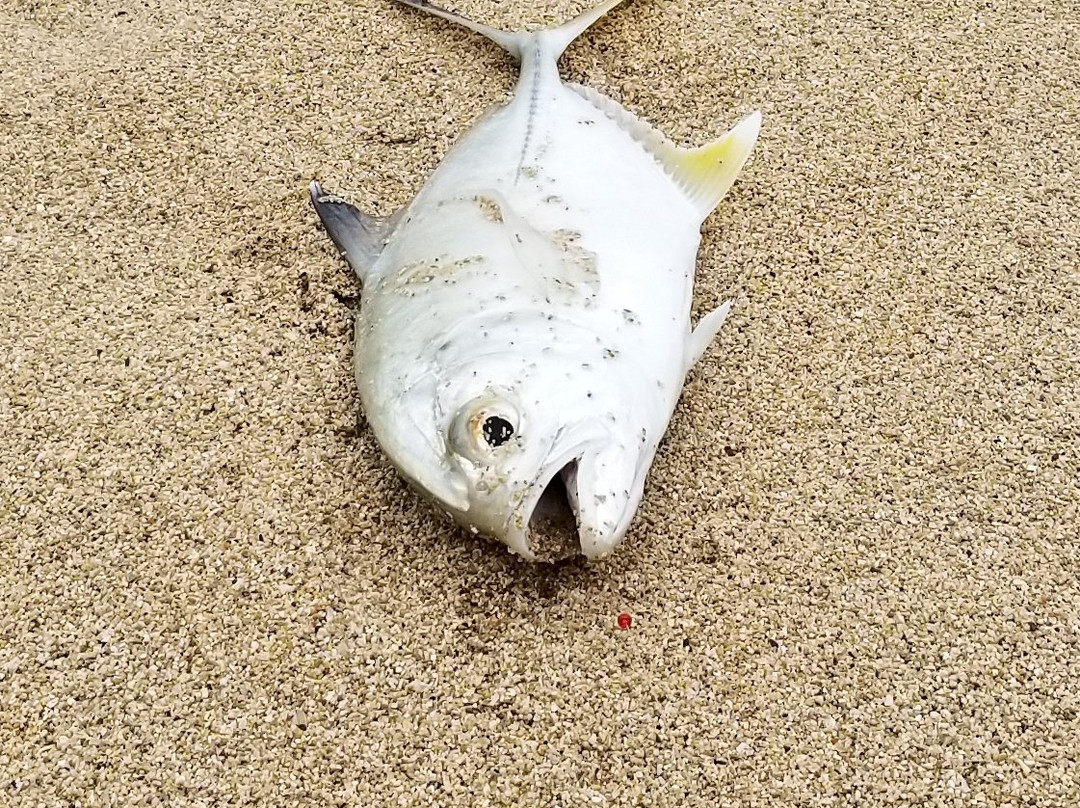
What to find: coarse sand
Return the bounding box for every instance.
[2,0,1079,805]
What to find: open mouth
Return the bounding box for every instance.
[525,459,581,561]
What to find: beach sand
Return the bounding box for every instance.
[2,0,1078,804]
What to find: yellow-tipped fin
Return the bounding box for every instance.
[568,84,761,220]
[667,112,762,219]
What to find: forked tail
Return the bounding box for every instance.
[389,0,762,221]
[391,0,632,61]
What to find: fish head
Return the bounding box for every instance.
[435,376,649,562]
[363,302,659,561]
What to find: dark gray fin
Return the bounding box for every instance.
[390,0,632,62]
[390,0,525,57]
[309,181,396,284]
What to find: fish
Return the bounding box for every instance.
[310,0,761,561]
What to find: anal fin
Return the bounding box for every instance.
[568,84,761,221]
[668,113,761,220]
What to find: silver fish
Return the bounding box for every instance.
[311,0,760,560]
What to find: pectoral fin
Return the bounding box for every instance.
[309,182,398,285]
[686,301,732,369]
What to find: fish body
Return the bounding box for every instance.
[311,0,761,560]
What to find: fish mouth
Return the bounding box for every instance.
[504,432,629,562]
[525,459,582,562]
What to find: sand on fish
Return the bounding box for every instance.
[2,0,1078,804]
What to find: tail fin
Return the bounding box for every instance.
[391,0,632,61]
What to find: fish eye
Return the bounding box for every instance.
[482,415,515,447]
[449,395,521,460]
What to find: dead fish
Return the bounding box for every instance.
[311,0,760,561]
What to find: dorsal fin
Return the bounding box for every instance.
[309,182,399,285]
[390,0,632,61]
[568,84,761,221]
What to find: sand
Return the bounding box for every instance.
[2,0,1078,804]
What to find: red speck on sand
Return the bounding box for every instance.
[617,612,632,630]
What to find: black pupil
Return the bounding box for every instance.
[482,416,514,447]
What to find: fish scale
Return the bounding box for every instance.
[310,0,761,560]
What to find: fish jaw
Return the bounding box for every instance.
[566,442,646,560]
[494,435,646,562]
[503,442,590,562]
